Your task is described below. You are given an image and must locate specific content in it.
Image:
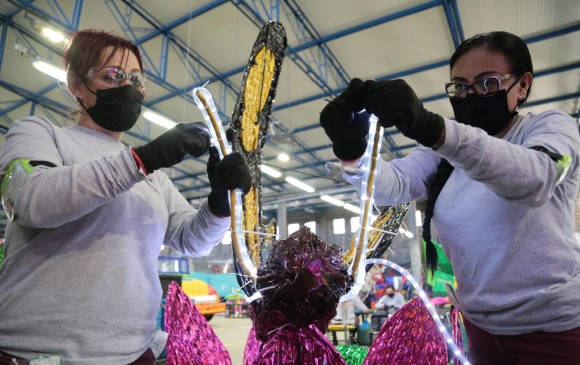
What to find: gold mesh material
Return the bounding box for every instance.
[242,185,260,266]
[343,210,394,265]
[240,47,275,152]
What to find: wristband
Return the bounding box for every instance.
[130,147,148,176]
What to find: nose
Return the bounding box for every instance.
[119,77,132,86]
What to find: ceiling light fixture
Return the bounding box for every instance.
[320,194,344,207]
[142,108,178,129]
[25,11,69,45]
[285,176,315,193]
[277,153,290,162]
[260,164,282,178]
[41,27,66,43]
[32,59,67,83]
[343,203,361,214]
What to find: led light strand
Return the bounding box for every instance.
[367,258,471,365]
[342,114,383,301]
[192,87,259,291]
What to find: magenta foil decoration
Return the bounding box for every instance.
[243,326,263,365]
[245,227,352,364]
[450,306,464,365]
[252,323,347,365]
[164,281,232,365]
[363,298,447,365]
[250,227,353,343]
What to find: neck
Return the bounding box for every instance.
[78,114,123,141]
[494,107,519,138]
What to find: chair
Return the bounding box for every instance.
[327,323,357,345]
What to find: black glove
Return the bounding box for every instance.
[133,122,211,173]
[207,147,252,217]
[365,79,444,148]
[320,78,374,160]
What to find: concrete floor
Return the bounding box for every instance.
[210,314,253,364]
[156,314,252,364]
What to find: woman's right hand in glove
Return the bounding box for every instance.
[132,122,211,174]
[319,78,374,161]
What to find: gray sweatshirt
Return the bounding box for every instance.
[344,110,580,335]
[0,116,230,363]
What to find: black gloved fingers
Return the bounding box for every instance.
[365,79,412,128]
[214,152,252,193]
[347,78,375,111]
[179,122,211,157]
[319,90,359,130]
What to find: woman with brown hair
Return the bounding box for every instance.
[0,29,251,364]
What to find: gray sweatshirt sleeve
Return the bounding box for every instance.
[342,146,440,206]
[160,173,230,257]
[435,112,580,206]
[0,117,143,228]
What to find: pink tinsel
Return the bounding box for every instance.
[251,323,347,365]
[363,298,448,365]
[164,281,232,365]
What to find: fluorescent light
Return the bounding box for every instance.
[142,108,178,129]
[415,210,422,227]
[285,176,315,193]
[260,164,282,178]
[32,59,67,83]
[320,194,344,207]
[343,203,361,214]
[41,27,66,43]
[278,153,290,162]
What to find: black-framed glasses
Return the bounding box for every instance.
[445,72,520,99]
[86,67,147,92]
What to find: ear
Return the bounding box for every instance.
[518,72,533,99]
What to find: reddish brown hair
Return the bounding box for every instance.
[64,29,143,79]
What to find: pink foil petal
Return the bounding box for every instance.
[164,281,232,365]
[243,326,263,365]
[253,324,347,365]
[363,298,448,365]
[450,306,464,365]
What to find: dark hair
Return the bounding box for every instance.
[386,284,395,291]
[450,31,534,104]
[422,159,454,274]
[64,29,143,80]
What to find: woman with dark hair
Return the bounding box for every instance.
[320,31,580,364]
[0,30,251,364]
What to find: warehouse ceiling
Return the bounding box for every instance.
[0,0,579,235]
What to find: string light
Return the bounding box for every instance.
[341,115,383,302]
[367,258,472,365]
[192,87,258,294]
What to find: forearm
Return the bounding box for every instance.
[165,200,230,257]
[12,150,142,227]
[436,116,579,206]
[341,149,437,205]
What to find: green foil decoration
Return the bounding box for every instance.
[336,345,368,365]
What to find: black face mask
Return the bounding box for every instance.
[450,89,518,136]
[84,85,144,132]
[387,293,394,298]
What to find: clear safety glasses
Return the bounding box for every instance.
[86,67,146,92]
[445,72,520,99]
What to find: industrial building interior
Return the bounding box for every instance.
[0,0,579,363]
